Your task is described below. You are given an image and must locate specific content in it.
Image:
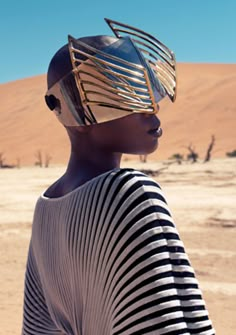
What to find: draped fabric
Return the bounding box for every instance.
[22,168,215,335]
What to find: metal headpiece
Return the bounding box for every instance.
[45,18,177,126]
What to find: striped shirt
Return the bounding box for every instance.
[22,168,215,335]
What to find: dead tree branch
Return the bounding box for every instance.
[45,153,52,168]
[35,150,43,167]
[186,144,198,163]
[204,135,215,163]
[139,154,148,163]
[0,152,5,168]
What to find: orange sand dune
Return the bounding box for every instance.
[0,63,235,166]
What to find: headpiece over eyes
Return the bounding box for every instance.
[45,18,177,126]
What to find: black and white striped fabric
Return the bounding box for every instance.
[22,168,215,335]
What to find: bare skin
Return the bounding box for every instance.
[44,112,161,198]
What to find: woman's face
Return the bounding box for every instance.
[88,111,162,155]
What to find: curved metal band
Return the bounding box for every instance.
[45,18,177,126]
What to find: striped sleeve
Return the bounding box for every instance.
[22,242,64,335]
[85,169,215,335]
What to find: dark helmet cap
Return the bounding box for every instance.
[47,35,118,90]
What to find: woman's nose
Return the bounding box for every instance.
[143,113,161,127]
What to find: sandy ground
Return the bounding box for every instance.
[1,62,235,334]
[0,158,235,334]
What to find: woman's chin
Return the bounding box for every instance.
[136,142,159,156]
[146,139,159,154]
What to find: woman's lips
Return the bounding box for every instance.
[148,127,163,138]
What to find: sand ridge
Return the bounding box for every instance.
[0,63,236,166]
[0,63,236,333]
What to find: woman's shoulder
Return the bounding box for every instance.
[38,167,164,205]
[103,168,172,227]
[109,167,161,186]
[106,168,167,205]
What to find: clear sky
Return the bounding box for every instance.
[0,0,235,84]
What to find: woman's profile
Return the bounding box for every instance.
[22,18,215,335]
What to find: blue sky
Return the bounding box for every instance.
[0,0,235,84]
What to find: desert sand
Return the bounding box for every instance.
[0,63,236,333]
[0,158,236,334]
[0,63,236,166]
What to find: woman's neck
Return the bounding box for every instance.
[66,150,121,179]
[44,151,122,199]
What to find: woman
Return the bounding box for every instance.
[22,19,215,335]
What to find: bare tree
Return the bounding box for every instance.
[45,153,52,168]
[186,144,198,163]
[0,153,15,168]
[0,152,4,168]
[35,150,43,167]
[226,149,236,158]
[139,154,148,163]
[169,153,184,165]
[204,135,215,163]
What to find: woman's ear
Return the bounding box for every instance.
[45,95,61,114]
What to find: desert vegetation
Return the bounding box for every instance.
[226,149,236,158]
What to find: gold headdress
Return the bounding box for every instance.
[45,18,177,126]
